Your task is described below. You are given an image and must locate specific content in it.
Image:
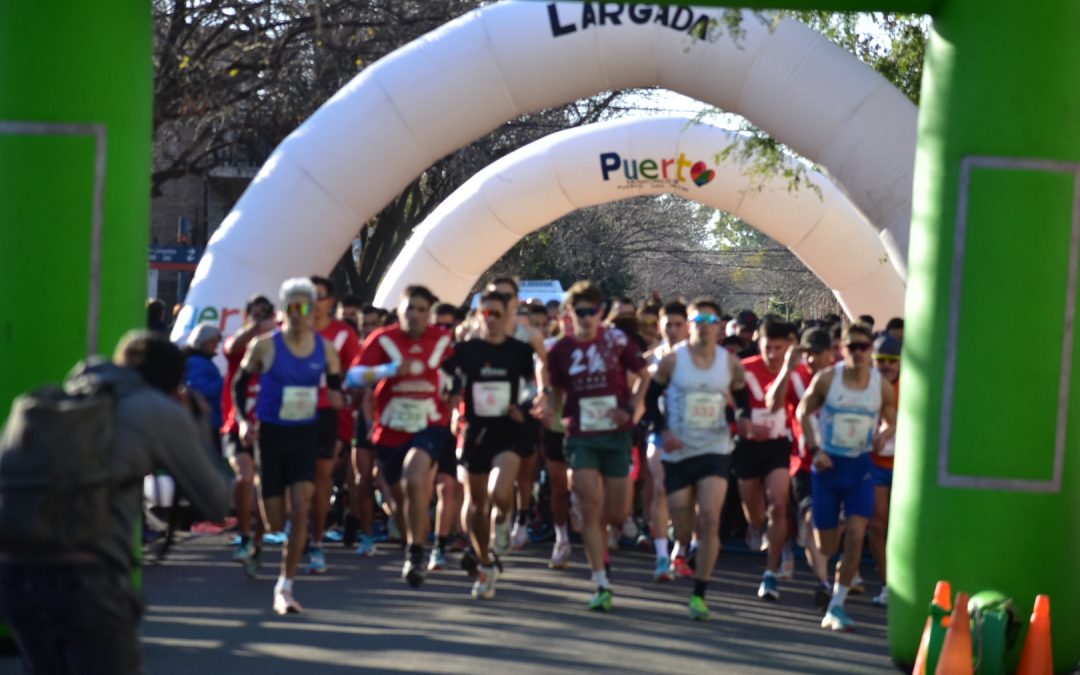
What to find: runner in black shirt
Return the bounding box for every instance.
[441,290,537,599]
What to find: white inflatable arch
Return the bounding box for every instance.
[173,1,916,340]
[375,116,905,319]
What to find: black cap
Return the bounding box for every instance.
[873,334,902,358]
[800,328,832,353]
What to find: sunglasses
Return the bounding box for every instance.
[436,321,457,330]
[285,302,311,316]
[690,314,721,325]
[481,309,504,320]
[316,293,332,301]
[574,306,599,318]
[846,342,872,352]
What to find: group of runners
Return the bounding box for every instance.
[201,275,901,632]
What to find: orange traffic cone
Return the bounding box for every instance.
[934,591,973,675]
[1017,595,1053,675]
[914,581,953,674]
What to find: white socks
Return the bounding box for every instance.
[274,575,293,594]
[654,538,668,559]
[830,583,849,610]
[555,524,569,545]
[591,570,610,589]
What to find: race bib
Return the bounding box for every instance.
[579,395,618,432]
[830,412,874,453]
[751,407,787,439]
[279,386,317,421]
[385,398,430,433]
[473,381,511,418]
[685,392,725,431]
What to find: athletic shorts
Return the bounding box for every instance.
[257,422,318,498]
[662,453,731,494]
[223,429,252,459]
[731,438,791,481]
[870,463,893,488]
[811,453,874,530]
[564,431,632,479]
[375,426,453,485]
[542,429,566,463]
[791,470,813,512]
[353,413,372,450]
[437,437,458,477]
[515,413,541,458]
[315,408,339,460]
[461,420,525,475]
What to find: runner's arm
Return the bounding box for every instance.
[233,336,269,416]
[877,377,898,441]
[796,370,832,453]
[644,353,674,433]
[323,339,344,409]
[765,345,802,412]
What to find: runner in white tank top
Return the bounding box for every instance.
[644,299,750,622]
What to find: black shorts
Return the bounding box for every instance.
[257,422,318,498]
[462,420,526,475]
[542,429,566,463]
[316,408,339,460]
[223,429,252,459]
[731,438,791,481]
[791,470,813,512]
[515,412,541,458]
[375,426,453,485]
[437,440,458,476]
[353,412,372,450]
[662,453,732,494]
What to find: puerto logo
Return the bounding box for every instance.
[600,151,716,189]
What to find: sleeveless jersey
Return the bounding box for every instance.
[662,343,732,461]
[255,331,327,426]
[741,355,790,440]
[820,363,882,458]
[786,363,816,475]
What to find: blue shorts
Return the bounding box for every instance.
[870,463,893,488]
[811,453,874,530]
[375,426,453,484]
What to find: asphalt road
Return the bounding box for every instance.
[0,533,900,674]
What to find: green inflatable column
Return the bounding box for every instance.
[0,1,152,641]
[889,0,1080,669]
[0,3,152,411]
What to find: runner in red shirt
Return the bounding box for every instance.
[352,285,454,588]
[305,276,361,574]
[546,281,650,612]
[221,294,276,572]
[766,326,835,608]
[869,331,902,606]
[732,316,793,602]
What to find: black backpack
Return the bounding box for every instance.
[0,377,115,554]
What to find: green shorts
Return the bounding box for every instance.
[564,431,632,478]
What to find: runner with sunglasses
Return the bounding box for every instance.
[546,281,650,612]
[869,332,902,607]
[234,278,343,614]
[438,290,539,598]
[797,323,897,631]
[644,299,748,621]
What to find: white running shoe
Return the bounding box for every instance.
[493,518,512,556]
[273,589,303,615]
[746,525,764,553]
[549,540,571,570]
[510,522,528,550]
[872,587,889,606]
[471,564,498,599]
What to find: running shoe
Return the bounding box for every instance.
[588,588,613,612]
[324,529,344,544]
[672,555,693,579]
[654,556,675,583]
[757,571,780,601]
[745,525,764,553]
[471,565,498,600]
[813,582,832,612]
[493,519,512,556]
[460,547,479,578]
[822,605,855,632]
[355,534,376,557]
[243,547,261,579]
[510,522,529,550]
[777,557,795,580]
[273,589,303,615]
[688,595,710,622]
[872,587,889,607]
[402,558,425,588]
[307,547,327,575]
[232,537,255,562]
[428,548,447,571]
[386,519,402,543]
[549,541,571,570]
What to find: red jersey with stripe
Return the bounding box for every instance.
[741,355,790,441]
[221,335,260,435]
[355,324,454,447]
[548,326,646,437]
[785,363,815,475]
[872,379,899,470]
